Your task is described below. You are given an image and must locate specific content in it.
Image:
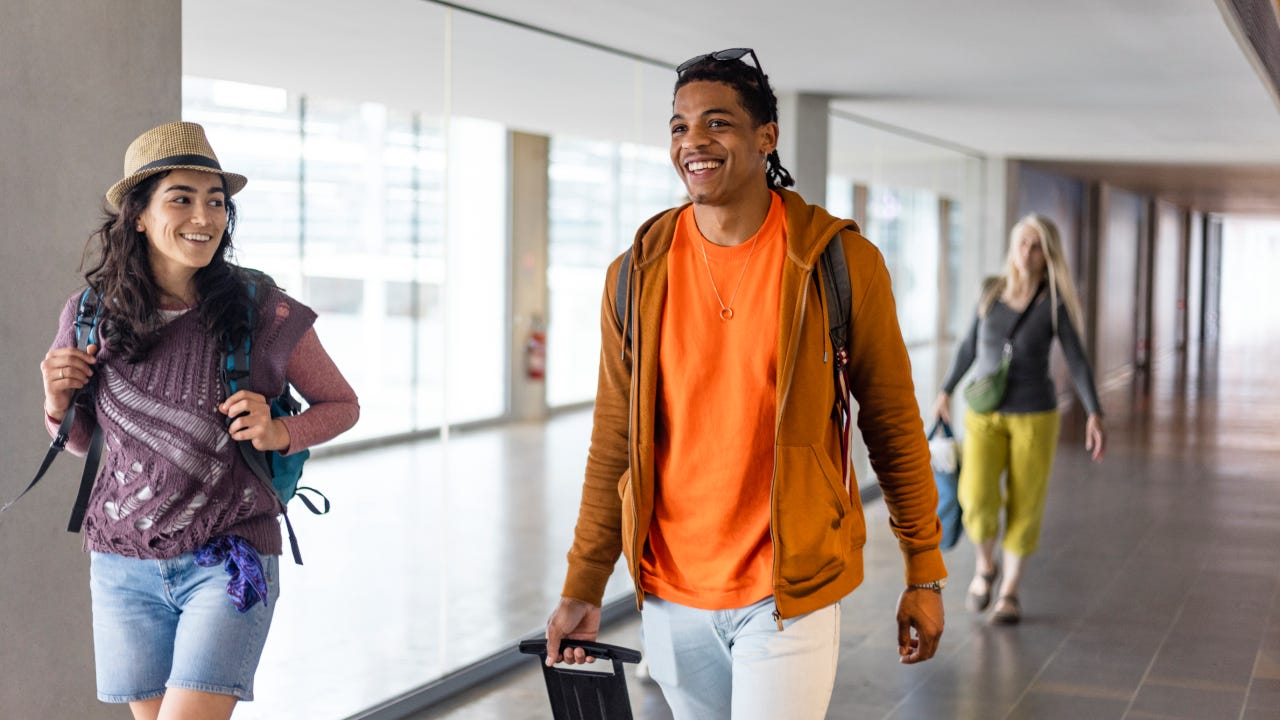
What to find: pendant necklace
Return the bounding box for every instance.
[698,231,761,320]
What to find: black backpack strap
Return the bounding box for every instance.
[3,288,107,530]
[615,249,632,353]
[819,229,855,494]
[293,487,331,515]
[222,274,274,485]
[65,426,104,532]
[3,405,91,522]
[820,230,852,360]
[281,513,304,565]
[222,272,306,565]
[64,288,106,532]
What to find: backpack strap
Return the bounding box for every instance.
[223,274,274,485]
[615,249,632,353]
[818,230,855,495]
[820,230,852,363]
[65,424,104,532]
[221,272,305,565]
[65,289,107,532]
[4,288,106,531]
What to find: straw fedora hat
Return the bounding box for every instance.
[105,121,247,210]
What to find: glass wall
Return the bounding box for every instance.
[185,79,499,442]
[182,2,991,715]
[183,1,678,717]
[863,186,941,347]
[1220,218,1280,347]
[546,138,685,406]
[826,110,984,487]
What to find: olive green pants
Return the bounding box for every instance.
[959,408,1060,557]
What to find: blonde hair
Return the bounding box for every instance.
[979,213,1084,335]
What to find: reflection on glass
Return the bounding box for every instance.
[947,198,965,337]
[826,112,984,488]
[865,186,940,347]
[547,138,685,407]
[186,78,502,442]
[181,0,671,715]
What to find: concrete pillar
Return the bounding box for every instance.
[852,183,869,228]
[508,131,550,421]
[775,92,830,204]
[0,2,181,716]
[985,157,1015,269]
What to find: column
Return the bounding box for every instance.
[508,131,550,421]
[0,2,181,717]
[776,92,831,204]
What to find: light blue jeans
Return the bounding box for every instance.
[641,594,841,720]
[89,551,279,703]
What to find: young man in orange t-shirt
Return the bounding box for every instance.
[546,48,947,719]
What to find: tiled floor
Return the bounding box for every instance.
[232,411,637,719]
[233,331,1280,719]
[418,340,1280,719]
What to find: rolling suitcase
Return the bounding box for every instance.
[518,638,642,719]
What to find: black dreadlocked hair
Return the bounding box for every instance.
[674,55,795,190]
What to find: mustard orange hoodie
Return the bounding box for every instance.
[563,188,945,619]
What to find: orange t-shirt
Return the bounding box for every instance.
[640,192,785,609]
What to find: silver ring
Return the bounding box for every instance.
[59,368,65,380]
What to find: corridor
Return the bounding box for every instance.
[424,337,1280,719]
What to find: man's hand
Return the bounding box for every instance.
[545,597,601,667]
[896,588,944,664]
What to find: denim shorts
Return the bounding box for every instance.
[89,550,280,703]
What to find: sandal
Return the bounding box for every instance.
[991,595,1021,625]
[965,568,998,612]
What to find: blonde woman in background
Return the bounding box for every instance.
[933,214,1105,625]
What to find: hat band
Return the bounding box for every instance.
[134,154,223,174]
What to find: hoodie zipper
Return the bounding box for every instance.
[627,263,644,610]
[769,271,813,628]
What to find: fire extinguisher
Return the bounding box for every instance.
[526,316,547,381]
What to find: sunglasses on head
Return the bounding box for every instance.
[676,48,775,122]
[676,47,761,74]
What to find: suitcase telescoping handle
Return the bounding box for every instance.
[518,638,642,665]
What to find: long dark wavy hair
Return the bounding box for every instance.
[675,56,795,190]
[81,170,271,362]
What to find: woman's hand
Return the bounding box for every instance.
[40,344,99,420]
[220,390,291,452]
[1085,413,1105,462]
[932,392,952,425]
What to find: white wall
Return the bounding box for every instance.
[0,2,180,716]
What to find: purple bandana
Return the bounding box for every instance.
[193,534,269,612]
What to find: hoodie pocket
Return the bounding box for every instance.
[774,445,849,583]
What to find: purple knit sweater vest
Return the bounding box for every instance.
[53,285,317,559]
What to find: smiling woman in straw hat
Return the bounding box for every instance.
[38,121,359,720]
